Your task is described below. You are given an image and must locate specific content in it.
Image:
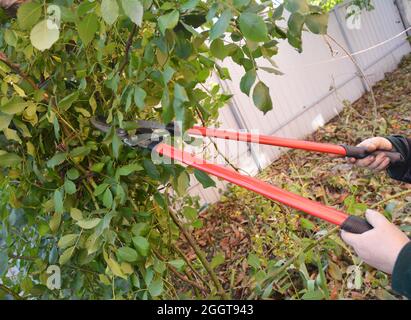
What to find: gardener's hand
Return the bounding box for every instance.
[348,137,393,171]
[341,210,410,274]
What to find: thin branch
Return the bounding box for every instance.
[0,51,40,90]
[9,254,36,261]
[153,248,207,293]
[118,24,137,75]
[194,107,250,175]
[168,208,230,299]
[325,34,379,133]
[0,284,24,300]
[371,189,411,209]
[171,244,211,290]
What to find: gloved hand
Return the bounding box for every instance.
[348,137,394,171]
[341,209,410,274]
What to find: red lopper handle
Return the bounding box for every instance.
[155,143,351,227]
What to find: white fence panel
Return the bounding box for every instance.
[188,0,411,205]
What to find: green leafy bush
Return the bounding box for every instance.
[0,0,329,299]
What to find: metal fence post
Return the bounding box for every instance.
[394,0,411,37]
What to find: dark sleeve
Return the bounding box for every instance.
[392,241,411,299]
[385,135,411,183]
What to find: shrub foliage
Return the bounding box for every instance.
[0,0,329,299]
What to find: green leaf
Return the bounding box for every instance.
[121,0,144,26]
[288,12,305,37]
[66,168,80,180]
[101,0,120,25]
[305,13,329,34]
[77,1,97,16]
[94,183,109,196]
[0,152,22,167]
[30,19,60,51]
[210,252,225,269]
[210,9,232,41]
[17,2,42,30]
[91,162,105,173]
[53,115,60,140]
[116,163,143,177]
[4,29,17,47]
[130,223,149,239]
[59,246,75,265]
[134,86,147,110]
[173,83,189,126]
[175,171,190,195]
[104,250,127,279]
[38,223,50,236]
[148,278,163,297]
[328,261,342,281]
[240,69,256,96]
[69,146,91,158]
[300,217,315,230]
[132,236,150,257]
[103,188,113,208]
[58,92,79,111]
[183,206,197,221]
[210,39,228,60]
[273,4,284,20]
[284,0,310,14]
[0,114,12,131]
[180,0,199,11]
[0,252,8,277]
[1,97,27,115]
[49,211,62,233]
[58,234,79,249]
[194,169,216,188]
[168,259,186,271]
[64,179,77,195]
[258,66,284,75]
[252,81,273,114]
[233,0,251,9]
[247,253,260,269]
[77,13,99,46]
[77,218,101,229]
[238,12,268,42]
[117,247,138,262]
[70,208,83,221]
[301,289,325,300]
[54,189,64,214]
[4,128,21,144]
[158,10,179,35]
